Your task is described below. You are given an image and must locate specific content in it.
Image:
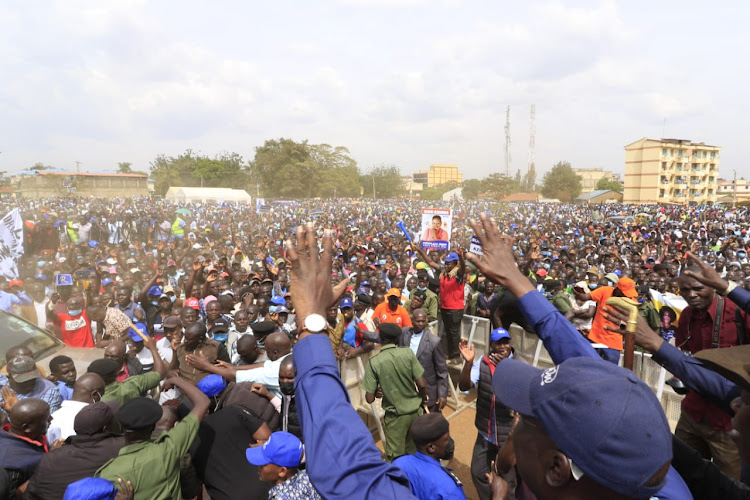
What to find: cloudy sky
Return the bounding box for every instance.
[1,1,747,181]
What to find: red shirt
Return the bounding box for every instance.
[439,272,464,310]
[56,312,95,348]
[116,362,130,383]
[676,296,750,430]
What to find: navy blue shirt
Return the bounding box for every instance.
[394,452,466,500]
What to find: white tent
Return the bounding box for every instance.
[165,187,252,205]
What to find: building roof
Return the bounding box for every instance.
[36,170,147,178]
[624,137,720,149]
[575,189,623,201]
[501,192,539,202]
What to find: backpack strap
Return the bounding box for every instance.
[712,296,724,349]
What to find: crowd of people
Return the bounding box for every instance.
[0,195,750,499]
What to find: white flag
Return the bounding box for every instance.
[0,208,23,279]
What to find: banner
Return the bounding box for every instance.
[0,208,23,279]
[649,290,688,342]
[420,208,452,251]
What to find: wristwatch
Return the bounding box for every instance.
[300,313,327,334]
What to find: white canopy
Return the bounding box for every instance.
[165,187,252,204]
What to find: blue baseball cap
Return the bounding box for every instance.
[246,431,303,467]
[361,281,371,287]
[493,357,671,498]
[147,286,162,296]
[444,252,459,262]
[197,374,227,397]
[63,477,117,500]
[101,278,114,287]
[128,323,147,343]
[35,273,47,281]
[340,297,354,309]
[88,240,99,248]
[269,295,286,306]
[490,328,510,342]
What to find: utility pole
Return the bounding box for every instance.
[734,169,737,208]
[256,183,260,198]
[504,106,511,177]
[528,104,535,190]
[372,173,376,199]
[75,161,81,173]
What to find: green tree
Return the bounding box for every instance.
[514,169,522,186]
[484,173,520,201]
[541,161,582,201]
[462,179,483,199]
[250,139,361,198]
[359,164,404,199]
[149,150,251,195]
[595,177,623,192]
[30,162,51,171]
[117,162,133,173]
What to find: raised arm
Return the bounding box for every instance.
[412,244,441,271]
[287,223,415,500]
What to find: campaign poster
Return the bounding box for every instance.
[420,208,452,251]
[469,235,483,256]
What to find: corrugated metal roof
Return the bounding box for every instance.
[575,189,622,200]
[36,171,147,178]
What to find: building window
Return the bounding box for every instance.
[662,148,668,156]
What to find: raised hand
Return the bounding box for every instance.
[683,251,729,293]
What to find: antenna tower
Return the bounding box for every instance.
[528,105,536,176]
[504,106,511,177]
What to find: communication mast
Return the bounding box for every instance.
[504,106,511,177]
[528,105,535,177]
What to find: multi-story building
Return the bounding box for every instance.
[572,167,621,192]
[412,164,462,188]
[717,178,750,204]
[624,138,720,204]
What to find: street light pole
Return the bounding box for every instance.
[734,169,737,208]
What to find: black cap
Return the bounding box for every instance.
[116,397,162,430]
[74,401,120,435]
[379,323,401,340]
[210,318,230,334]
[251,321,277,336]
[357,293,372,306]
[87,358,119,380]
[410,413,450,444]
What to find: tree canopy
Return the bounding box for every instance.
[149,150,250,195]
[595,177,624,192]
[541,161,582,202]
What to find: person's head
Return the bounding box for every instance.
[488,328,512,359]
[410,413,454,460]
[326,304,339,323]
[163,315,184,343]
[7,355,41,394]
[158,294,172,312]
[116,397,163,443]
[115,286,132,307]
[236,334,260,365]
[197,374,228,412]
[66,296,84,317]
[379,323,401,345]
[417,275,429,291]
[183,322,208,350]
[49,355,76,387]
[28,282,46,303]
[71,373,106,404]
[484,281,496,295]
[678,265,716,311]
[410,290,425,310]
[9,398,51,441]
[180,305,198,326]
[104,340,127,366]
[247,304,260,323]
[234,310,250,331]
[73,400,117,436]
[87,358,120,385]
[372,292,385,307]
[246,431,304,486]
[340,297,354,322]
[444,252,459,272]
[431,215,442,230]
[278,356,295,397]
[385,288,401,310]
[264,333,291,362]
[205,300,222,321]
[494,357,672,500]
[406,277,417,292]
[412,309,427,334]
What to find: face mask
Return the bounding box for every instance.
[739,253,747,259]
[170,296,176,303]
[606,281,613,287]
[68,309,82,316]
[417,286,427,291]
[151,301,158,306]
[212,333,228,343]
[276,240,281,246]
[589,283,598,290]
[543,264,550,270]
[279,381,295,396]
[442,437,455,461]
